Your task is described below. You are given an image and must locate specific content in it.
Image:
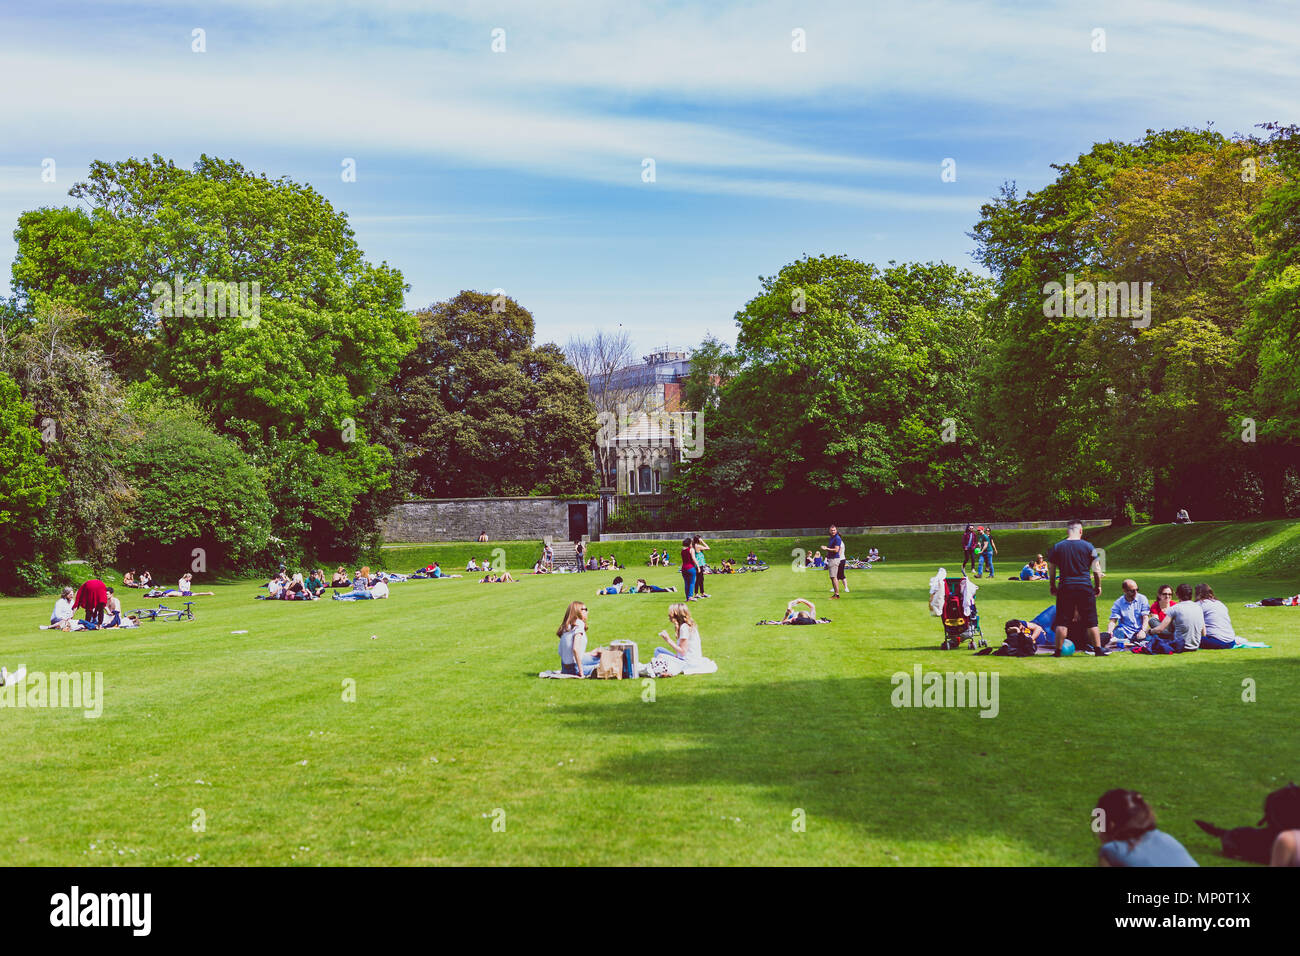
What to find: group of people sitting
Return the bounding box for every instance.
[555,600,716,677]
[1013,554,1050,581]
[1000,580,1249,655]
[259,565,391,601]
[647,549,675,567]
[121,571,214,598]
[46,580,137,630]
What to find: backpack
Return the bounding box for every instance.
[992,631,1036,657]
[942,594,964,622]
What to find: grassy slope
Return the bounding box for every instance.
[2,522,1297,865]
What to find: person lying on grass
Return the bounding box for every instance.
[176,573,215,597]
[634,578,675,593]
[756,598,831,625]
[596,576,626,595]
[557,600,596,677]
[479,571,517,583]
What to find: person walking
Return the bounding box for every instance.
[1047,520,1108,656]
[825,525,845,599]
[973,526,997,578]
[961,524,976,572]
[575,539,586,572]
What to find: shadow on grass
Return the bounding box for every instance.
[553,663,1300,864]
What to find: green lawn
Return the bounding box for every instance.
[2,522,1297,865]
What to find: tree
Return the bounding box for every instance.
[0,372,66,593]
[0,301,137,566]
[1238,123,1300,514]
[671,256,996,525]
[375,291,599,498]
[968,127,1237,518]
[114,396,271,574]
[564,329,655,487]
[10,155,418,556]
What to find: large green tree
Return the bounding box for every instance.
[0,371,66,593]
[10,155,418,556]
[369,291,598,498]
[671,256,996,525]
[968,127,1257,519]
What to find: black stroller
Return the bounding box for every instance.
[939,576,986,650]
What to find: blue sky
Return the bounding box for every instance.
[0,0,1296,355]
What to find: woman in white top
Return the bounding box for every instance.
[556,601,596,676]
[50,587,76,625]
[654,603,718,675]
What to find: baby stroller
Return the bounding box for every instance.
[939,577,985,650]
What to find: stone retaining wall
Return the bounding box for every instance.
[597,519,1112,541]
[382,497,599,543]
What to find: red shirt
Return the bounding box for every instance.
[1152,600,1177,623]
[681,548,696,569]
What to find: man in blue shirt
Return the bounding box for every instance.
[1046,519,1108,656]
[1107,579,1150,643]
[826,525,844,599]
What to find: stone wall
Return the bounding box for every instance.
[598,519,1112,541]
[382,497,600,543]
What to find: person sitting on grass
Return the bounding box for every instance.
[747,551,758,565]
[138,571,153,589]
[466,558,480,573]
[648,550,660,567]
[103,587,124,626]
[50,586,76,626]
[1017,555,1050,581]
[1195,583,1244,649]
[177,573,215,597]
[1174,508,1193,524]
[557,600,596,677]
[1094,789,1198,866]
[305,569,326,598]
[332,576,378,600]
[266,572,287,599]
[1146,583,1204,650]
[649,603,717,675]
[282,573,310,600]
[330,566,350,588]
[634,578,675,593]
[122,571,137,588]
[1107,580,1150,644]
[596,576,626,595]
[1148,584,1176,628]
[868,547,882,564]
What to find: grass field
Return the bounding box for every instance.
[2,522,1298,866]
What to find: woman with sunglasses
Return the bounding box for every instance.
[557,601,597,677]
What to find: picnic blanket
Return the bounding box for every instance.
[538,670,584,679]
[756,618,832,625]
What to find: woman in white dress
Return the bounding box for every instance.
[653,603,717,675]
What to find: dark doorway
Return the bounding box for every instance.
[568,504,588,542]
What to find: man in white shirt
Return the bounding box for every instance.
[369,576,390,599]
